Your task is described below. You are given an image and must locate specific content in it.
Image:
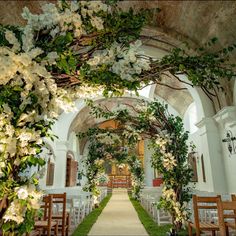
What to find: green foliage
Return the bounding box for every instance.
[130,196,189,236]
[160,45,235,91]
[78,126,144,199]
[84,99,194,231]
[101,8,150,46]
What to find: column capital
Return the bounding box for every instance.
[196,117,218,135]
[214,106,236,128]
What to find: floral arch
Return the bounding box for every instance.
[79,99,192,231]
[0,0,235,234]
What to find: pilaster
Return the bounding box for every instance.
[196,117,227,193]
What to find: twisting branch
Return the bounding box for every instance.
[213,86,222,110]
[169,73,194,88]
[155,82,187,91]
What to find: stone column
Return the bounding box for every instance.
[196,117,227,193]
[214,106,236,193]
[144,140,154,187]
[53,140,69,188]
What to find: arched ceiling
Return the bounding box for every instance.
[69,97,144,154]
[69,97,144,135]
[153,73,193,116]
[1,1,235,53]
[119,1,236,54]
[0,1,234,111]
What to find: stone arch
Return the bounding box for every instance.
[66,94,181,155]
[44,141,56,161]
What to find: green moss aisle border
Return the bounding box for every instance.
[72,194,112,236]
[129,195,188,236]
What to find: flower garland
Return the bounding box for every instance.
[85,99,193,232]
[78,128,144,199]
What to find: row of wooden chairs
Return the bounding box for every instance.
[188,194,236,236]
[33,193,70,236]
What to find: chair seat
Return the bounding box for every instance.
[225,222,236,229]
[190,222,219,230]
[35,220,57,228]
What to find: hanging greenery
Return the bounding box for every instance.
[0,0,235,234]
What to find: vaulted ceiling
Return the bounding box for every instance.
[0,1,235,114]
[2,1,235,50]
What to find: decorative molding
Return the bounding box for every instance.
[214,106,236,128]
[196,117,218,135]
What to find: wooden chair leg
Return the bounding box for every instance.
[66,214,70,236]
[188,222,193,236]
[226,226,229,236]
[54,223,58,236]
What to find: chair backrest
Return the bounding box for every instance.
[215,194,236,236]
[221,195,236,222]
[42,195,53,230]
[49,192,66,216]
[192,194,221,229]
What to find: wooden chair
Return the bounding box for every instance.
[34,195,58,236]
[50,193,70,236]
[219,194,236,236]
[188,195,222,236]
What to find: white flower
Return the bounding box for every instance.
[94,159,104,166]
[0,162,6,177]
[90,16,104,30]
[5,30,20,52]
[29,190,43,209]
[3,200,25,224]
[0,144,6,153]
[16,187,29,200]
[50,26,60,38]
[46,51,59,65]
[70,1,79,12]
[162,187,176,200]
[6,138,17,157]
[5,124,15,137]
[163,153,177,171]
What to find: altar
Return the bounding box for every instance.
[108,175,131,188]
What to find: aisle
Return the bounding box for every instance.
[88,189,148,236]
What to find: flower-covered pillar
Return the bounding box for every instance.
[53,140,69,188]
[196,117,227,193]
[144,140,154,187]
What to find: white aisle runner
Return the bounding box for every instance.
[88,188,148,236]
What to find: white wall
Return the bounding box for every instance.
[184,103,229,193]
[215,106,236,194]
